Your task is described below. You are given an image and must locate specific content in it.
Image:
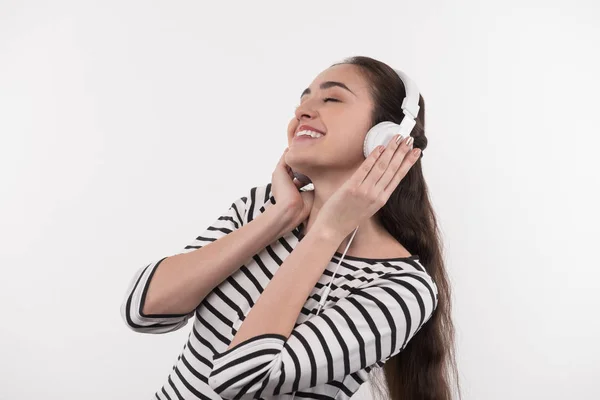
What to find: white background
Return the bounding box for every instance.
[1,1,599,399]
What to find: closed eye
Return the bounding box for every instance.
[294,97,339,110]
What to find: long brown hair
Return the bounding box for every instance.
[331,56,461,400]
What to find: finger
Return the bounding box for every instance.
[277,148,290,170]
[347,142,387,187]
[360,133,405,190]
[277,148,299,183]
[381,143,420,197]
[280,147,289,163]
[372,134,414,192]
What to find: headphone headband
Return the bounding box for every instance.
[393,68,420,121]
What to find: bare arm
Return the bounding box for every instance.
[225,221,341,350]
[143,204,295,316]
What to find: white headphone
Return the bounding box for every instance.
[289,68,420,400]
[363,68,421,158]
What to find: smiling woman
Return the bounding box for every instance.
[281,56,458,400]
[120,55,460,400]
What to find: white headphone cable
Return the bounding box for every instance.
[290,225,359,400]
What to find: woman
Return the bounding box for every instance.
[121,55,460,400]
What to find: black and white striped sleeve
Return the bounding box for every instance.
[120,187,257,334]
[207,268,439,399]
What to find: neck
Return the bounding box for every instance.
[298,172,387,255]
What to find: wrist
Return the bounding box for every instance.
[266,204,299,236]
[310,220,347,245]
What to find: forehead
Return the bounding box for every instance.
[309,64,370,94]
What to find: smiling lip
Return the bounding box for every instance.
[296,124,325,135]
[293,134,322,141]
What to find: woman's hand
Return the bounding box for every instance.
[271,147,315,230]
[314,134,421,241]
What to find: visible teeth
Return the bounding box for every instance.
[296,130,323,138]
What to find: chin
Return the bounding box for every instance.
[287,151,315,167]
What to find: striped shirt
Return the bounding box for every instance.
[120,182,439,400]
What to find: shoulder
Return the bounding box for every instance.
[376,258,439,309]
[370,237,434,289]
[370,230,413,259]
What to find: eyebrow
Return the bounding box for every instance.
[300,81,356,99]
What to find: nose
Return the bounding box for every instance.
[294,99,318,121]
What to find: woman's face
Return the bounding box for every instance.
[286,64,375,176]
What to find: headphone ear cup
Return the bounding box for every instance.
[363,121,404,158]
